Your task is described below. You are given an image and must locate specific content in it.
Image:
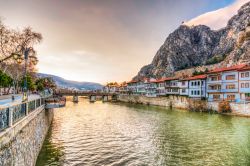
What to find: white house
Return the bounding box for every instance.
[165,78,180,95]
[178,79,189,96]
[144,78,157,97]
[207,64,246,102]
[187,75,207,98]
[127,80,138,94]
[238,66,250,102]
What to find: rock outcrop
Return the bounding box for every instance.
[135,2,250,80]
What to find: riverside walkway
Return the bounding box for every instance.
[0,94,41,108]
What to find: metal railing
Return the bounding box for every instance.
[0,97,47,132]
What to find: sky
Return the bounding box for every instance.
[0,0,248,84]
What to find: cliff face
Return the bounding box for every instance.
[135,2,250,80]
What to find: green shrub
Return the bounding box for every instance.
[206,55,225,65]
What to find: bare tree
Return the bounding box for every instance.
[0,19,42,94]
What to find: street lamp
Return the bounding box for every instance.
[12,45,38,102]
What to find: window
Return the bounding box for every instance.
[211,76,221,81]
[246,72,249,77]
[213,95,220,100]
[209,85,221,90]
[197,81,200,86]
[191,82,194,86]
[197,91,200,95]
[182,81,185,86]
[241,83,245,88]
[226,75,235,80]
[182,89,186,93]
[241,73,245,78]
[245,83,249,88]
[226,84,236,89]
[227,95,235,101]
[191,91,193,95]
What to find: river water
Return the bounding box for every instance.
[36,97,250,166]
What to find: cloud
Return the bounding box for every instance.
[186,0,249,30]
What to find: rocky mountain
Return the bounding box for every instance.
[37,73,103,90]
[135,2,250,80]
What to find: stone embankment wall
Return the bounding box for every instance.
[118,94,189,109]
[230,103,250,115]
[118,94,250,116]
[0,106,53,166]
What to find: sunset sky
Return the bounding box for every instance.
[0,0,248,84]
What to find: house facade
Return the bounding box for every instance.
[238,66,250,102]
[165,78,180,95]
[127,80,138,94]
[155,78,167,96]
[207,64,246,102]
[187,75,207,98]
[178,80,189,96]
[123,64,250,102]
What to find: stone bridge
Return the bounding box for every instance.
[55,90,118,102]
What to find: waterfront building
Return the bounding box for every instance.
[127,80,138,94]
[125,64,250,103]
[103,83,120,93]
[178,79,189,96]
[118,82,128,94]
[187,75,207,98]
[155,78,167,96]
[136,79,147,95]
[144,78,157,97]
[164,78,180,95]
[207,64,246,102]
[238,66,250,102]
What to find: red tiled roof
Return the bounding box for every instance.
[127,80,138,84]
[238,65,250,71]
[208,64,247,74]
[152,77,178,83]
[185,74,207,80]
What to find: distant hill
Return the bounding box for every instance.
[37,73,103,90]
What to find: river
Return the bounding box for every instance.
[36,97,250,166]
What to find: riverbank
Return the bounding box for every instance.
[117,94,250,117]
[0,105,53,165]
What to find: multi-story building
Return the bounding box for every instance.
[187,75,207,98]
[238,66,250,102]
[207,64,246,102]
[118,83,128,94]
[155,78,167,96]
[144,78,157,97]
[125,64,250,103]
[127,80,138,94]
[165,78,180,95]
[178,79,189,96]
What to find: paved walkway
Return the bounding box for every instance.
[0,94,41,109]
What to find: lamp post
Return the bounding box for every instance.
[13,45,38,102]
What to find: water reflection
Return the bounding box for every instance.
[36,125,65,165]
[36,97,250,166]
